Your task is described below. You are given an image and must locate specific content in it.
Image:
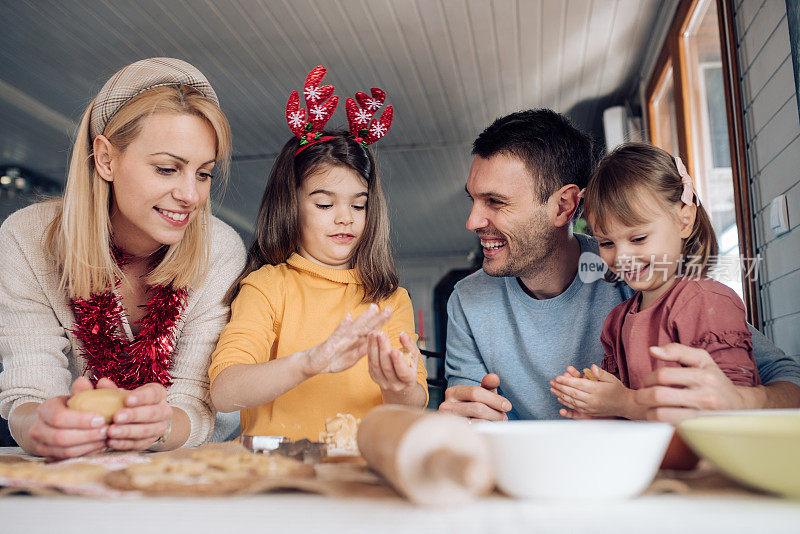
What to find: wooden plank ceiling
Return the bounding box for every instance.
[0,0,666,258]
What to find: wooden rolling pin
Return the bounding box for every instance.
[357,405,494,506]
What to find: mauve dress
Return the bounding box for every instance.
[601,276,760,389]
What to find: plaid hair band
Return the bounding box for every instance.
[89,57,219,139]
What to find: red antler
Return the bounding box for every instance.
[285,65,339,144]
[345,87,393,147]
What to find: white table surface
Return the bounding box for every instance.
[2,447,799,533]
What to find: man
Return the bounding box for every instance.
[439,109,800,422]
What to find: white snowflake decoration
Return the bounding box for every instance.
[364,98,381,111]
[304,86,322,102]
[287,111,305,129]
[310,105,327,121]
[354,109,371,125]
[370,122,387,137]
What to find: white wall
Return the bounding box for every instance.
[735,0,800,358]
[396,252,474,393]
[396,252,473,351]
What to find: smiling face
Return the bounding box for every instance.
[589,196,694,303]
[465,154,557,278]
[100,113,217,257]
[296,165,368,269]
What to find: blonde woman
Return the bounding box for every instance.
[0,58,245,458]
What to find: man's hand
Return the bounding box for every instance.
[438,373,512,421]
[635,344,748,423]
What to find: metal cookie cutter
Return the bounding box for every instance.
[274,439,328,464]
[240,435,288,453]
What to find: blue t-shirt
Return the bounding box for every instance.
[445,233,800,420]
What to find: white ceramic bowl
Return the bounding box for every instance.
[474,420,673,500]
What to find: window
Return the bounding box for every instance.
[649,63,680,155]
[645,0,759,326]
[681,0,742,297]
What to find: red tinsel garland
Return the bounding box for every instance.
[70,248,187,389]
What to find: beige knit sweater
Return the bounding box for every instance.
[0,202,246,447]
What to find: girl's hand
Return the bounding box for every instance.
[368,331,420,395]
[551,366,598,418]
[559,365,584,379]
[105,379,172,451]
[550,365,641,420]
[302,304,393,376]
[27,377,109,459]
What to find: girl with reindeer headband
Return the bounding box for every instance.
[210,67,428,441]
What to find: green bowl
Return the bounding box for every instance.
[678,410,800,499]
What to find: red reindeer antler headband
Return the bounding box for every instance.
[345,88,393,148]
[285,66,393,154]
[286,66,339,153]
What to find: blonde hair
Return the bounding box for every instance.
[583,142,718,278]
[46,85,232,299]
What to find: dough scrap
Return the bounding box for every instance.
[119,449,308,489]
[0,461,107,485]
[319,413,361,452]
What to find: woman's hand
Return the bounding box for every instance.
[302,304,392,377]
[550,365,643,420]
[26,377,109,459]
[105,380,172,451]
[368,331,419,394]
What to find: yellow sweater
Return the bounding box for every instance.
[209,253,427,440]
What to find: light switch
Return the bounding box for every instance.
[769,195,789,236]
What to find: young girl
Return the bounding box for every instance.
[209,67,427,440]
[551,142,759,420]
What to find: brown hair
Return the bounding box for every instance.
[227,131,398,303]
[45,84,232,299]
[472,109,596,202]
[582,142,718,277]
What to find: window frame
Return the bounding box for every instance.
[645,0,760,328]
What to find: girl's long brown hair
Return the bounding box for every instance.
[582,142,718,277]
[227,131,398,303]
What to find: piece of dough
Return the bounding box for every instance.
[582,368,598,381]
[67,389,128,423]
[319,413,361,452]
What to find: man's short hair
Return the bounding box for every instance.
[472,109,595,203]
